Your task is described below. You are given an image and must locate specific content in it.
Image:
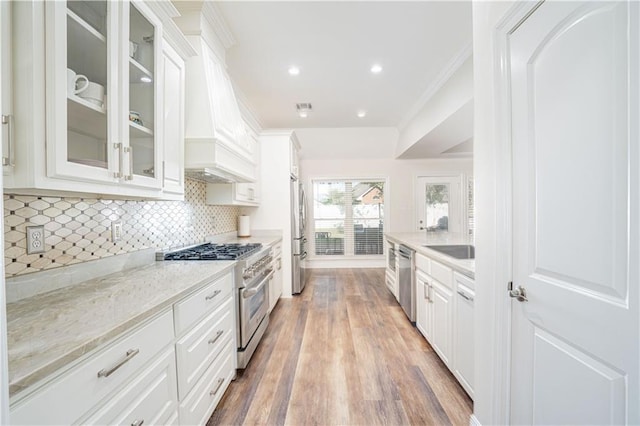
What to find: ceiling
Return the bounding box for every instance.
[217,1,473,130]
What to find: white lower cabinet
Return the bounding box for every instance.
[431,278,453,366]
[175,297,234,399]
[414,252,474,399]
[270,254,283,312]
[453,272,475,398]
[80,347,179,425]
[10,269,238,425]
[178,339,235,425]
[10,309,175,425]
[174,270,236,423]
[415,269,432,341]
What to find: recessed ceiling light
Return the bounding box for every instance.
[357,111,366,118]
[288,66,300,76]
[370,64,383,74]
[140,76,152,83]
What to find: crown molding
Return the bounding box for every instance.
[202,1,236,50]
[147,1,196,58]
[397,42,473,131]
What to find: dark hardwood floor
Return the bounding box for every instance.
[208,268,473,426]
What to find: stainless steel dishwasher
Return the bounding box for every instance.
[398,245,415,322]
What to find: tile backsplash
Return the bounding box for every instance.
[4,179,240,277]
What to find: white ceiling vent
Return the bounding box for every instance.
[296,103,312,118]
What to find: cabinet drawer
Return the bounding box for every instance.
[430,259,452,288]
[79,348,178,425]
[174,271,234,336]
[10,310,174,425]
[176,296,234,400]
[385,272,394,293]
[179,339,235,425]
[416,253,431,274]
[272,242,282,257]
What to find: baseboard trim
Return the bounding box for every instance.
[469,414,481,426]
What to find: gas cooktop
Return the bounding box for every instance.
[162,243,262,261]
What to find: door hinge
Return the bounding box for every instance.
[507,281,513,291]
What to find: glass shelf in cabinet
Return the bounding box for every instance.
[66,8,106,43]
[129,120,153,137]
[67,11,107,87]
[129,57,153,83]
[67,97,107,140]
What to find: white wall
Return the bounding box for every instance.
[472,1,517,425]
[300,156,472,267]
[396,56,473,158]
[295,127,398,160]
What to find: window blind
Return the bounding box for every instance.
[312,180,384,256]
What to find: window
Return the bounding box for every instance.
[312,180,385,256]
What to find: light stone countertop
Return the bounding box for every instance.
[6,260,235,398]
[213,231,283,248]
[385,232,475,279]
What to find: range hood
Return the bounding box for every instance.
[175,1,255,184]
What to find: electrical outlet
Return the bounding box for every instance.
[26,225,45,254]
[111,221,123,242]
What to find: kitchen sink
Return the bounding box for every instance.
[424,244,475,259]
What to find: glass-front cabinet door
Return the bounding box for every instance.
[123,1,161,187]
[46,0,117,183]
[45,1,162,189]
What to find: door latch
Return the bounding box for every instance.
[508,281,528,302]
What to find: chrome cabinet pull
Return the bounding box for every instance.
[457,290,474,302]
[2,114,14,167]
[209,378,225,396]
[205,289,222,301]
[208,330,224,345]
[423,282,429,301]
[131,420,144,426]
[97,348,140,378]
[114,143,124,178]
[125,146,134,180]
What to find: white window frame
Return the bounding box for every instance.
[308,176,389,261]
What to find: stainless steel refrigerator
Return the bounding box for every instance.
[291,177,307,294]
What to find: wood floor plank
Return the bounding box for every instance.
[208,268,472,426]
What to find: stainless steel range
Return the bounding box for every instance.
[159,242,273,369]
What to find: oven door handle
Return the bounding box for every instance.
[243,269,274,299]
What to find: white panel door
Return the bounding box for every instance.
[509,1,639,424]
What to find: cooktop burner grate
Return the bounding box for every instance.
[163,243,263,261]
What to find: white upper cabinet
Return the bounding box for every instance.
[160,42,185,198]
[46,0,161,188]
[1,0,11,176]
[6,0,190,199]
